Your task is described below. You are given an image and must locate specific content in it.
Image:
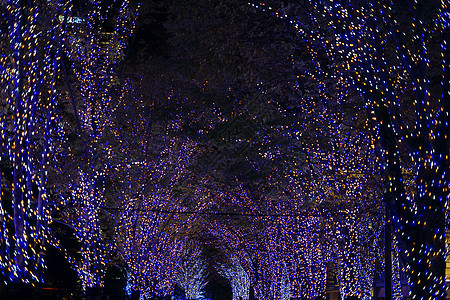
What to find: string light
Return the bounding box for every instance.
[58,0,140,291]
[301,0,449,298]
[0,0,70,285]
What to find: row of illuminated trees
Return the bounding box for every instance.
[0,0,448,299]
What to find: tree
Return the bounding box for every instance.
[113,135,199,298]
[332,212,380,299]
[216,250,251,300]
[0,0,70,288]
[55,0,139,295]
[302,0,449,298]
[249,0,449,297]
[156,2,387,299]
[176,242,209,300]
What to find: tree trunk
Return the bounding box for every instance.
[12,0,26,279]
[373,94,447,299]
[384,206,392,300]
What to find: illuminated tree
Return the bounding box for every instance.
[251,221,292,300]
[0,0,70,287]
[205,208,257,300]
[302,0,450,298]
[207,187,299,300]
[292,215,328,299]
[320,115,383,299]
[243,4,385,297]
[176,242,209,300]
[216,251,251,300]
[114,137,199,298]
[331,212,381,299]
[57,0,139,294]
[248,1,449,298]
[104,76,203,299]
[122,1,448,298]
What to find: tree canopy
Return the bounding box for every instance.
[0,0,448,299]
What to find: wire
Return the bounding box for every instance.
[102,206,382,218]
